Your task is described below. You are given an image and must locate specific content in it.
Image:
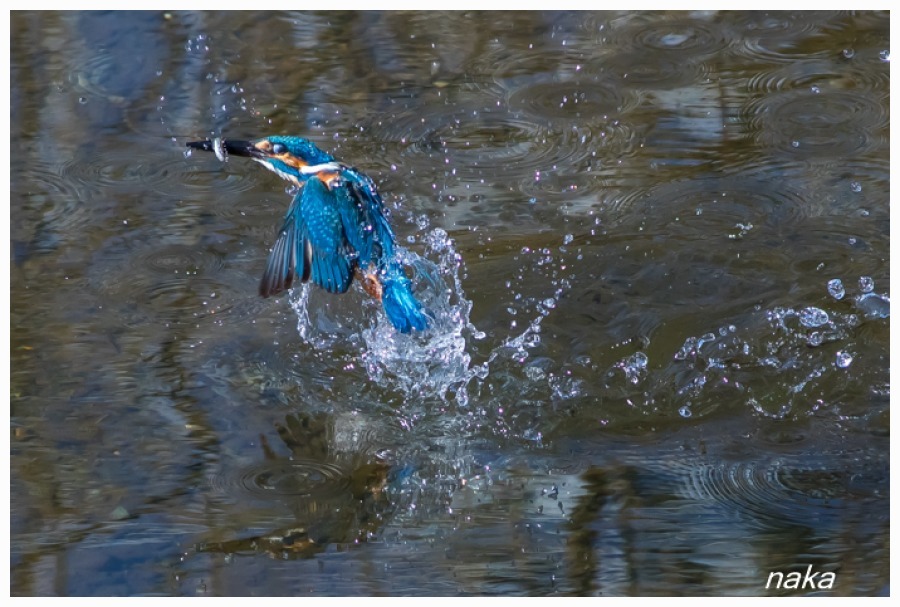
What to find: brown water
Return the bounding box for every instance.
[10,10,889,596]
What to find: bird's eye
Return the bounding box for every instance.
[272,143,287,155]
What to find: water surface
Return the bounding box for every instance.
[10,10,889,596]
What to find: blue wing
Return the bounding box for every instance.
[260,166,429,333]
[259,177,354,297]
[333,167,429,333]
[333,166,396,269]
[259,192,309,297]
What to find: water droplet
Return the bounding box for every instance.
[563,233,574,245]
[858,276,874,293]
[810,85,821,94]
[799,307,829,328]
[855,292,889,319]
[827,278,845,300]
[835,350,853,368]
[850,181,862,193]
[525,366,545,381]
[729,222,753,239]
[841,48,855,59]
[678,406,692,418]
[879,49,890,62]
[791,140,800,148]
[618,352,648,385]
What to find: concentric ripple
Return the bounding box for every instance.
[726,11,834,63]
[15,165,96,248]
[366,103,600,182]
[680,454,886,529]
[746,58,889,95]
[69,50,129,105]
[58,146,263,200]
[141,243,226,275]
[745,89,887,159]
[607,14,730,61]
[156,149,269,197]
[613,173,813,234]
[515,119,639,203]
[506,78,640,122]
[59,149,130,193]
[86,238,250,326]
[208,458,350,500]
[466,47,585,95]
[594,52,709,91]
[466,35,640,119]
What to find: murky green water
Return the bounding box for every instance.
[10,11,889,596]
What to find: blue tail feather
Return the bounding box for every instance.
[381,268,429,333]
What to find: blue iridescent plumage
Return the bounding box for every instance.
[187,135,429,333]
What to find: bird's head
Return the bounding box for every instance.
[187,135,337,185]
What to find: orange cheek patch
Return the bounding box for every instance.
[276,153,307,170]
[253,141,308,171]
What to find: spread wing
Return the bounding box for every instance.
[259,177,354,297]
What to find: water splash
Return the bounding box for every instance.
[288,226,486,405]
[286,222,581,420]
[360,228,487,404]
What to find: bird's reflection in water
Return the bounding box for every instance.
[197,412,395,559]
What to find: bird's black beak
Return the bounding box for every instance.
[186,138,265,159]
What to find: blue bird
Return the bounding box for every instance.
[187,135,429,333]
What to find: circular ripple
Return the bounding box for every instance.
[466,46,585,95]
[608,14,730,60]
[141,244,226,275]
[507,79,640,121]
[746,58,890,96]
[367,103,600,181]
[60,144,270,199]
[209,459,350,500]
[745,89,886,159]
[727,11,835,63]
[155,151,269,197]
[87,239,251,325]
[682,456,885,528]
[69,51,128,105]
[595,52,709,91]
[517,120,639,201]
[59,149,128,192]
[614,173,813,233]
[16,166,96,236]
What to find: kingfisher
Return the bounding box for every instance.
[187,135,429,333]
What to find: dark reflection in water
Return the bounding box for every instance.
[10,10,888,596]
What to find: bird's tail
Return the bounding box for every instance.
[381,266,429,333]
